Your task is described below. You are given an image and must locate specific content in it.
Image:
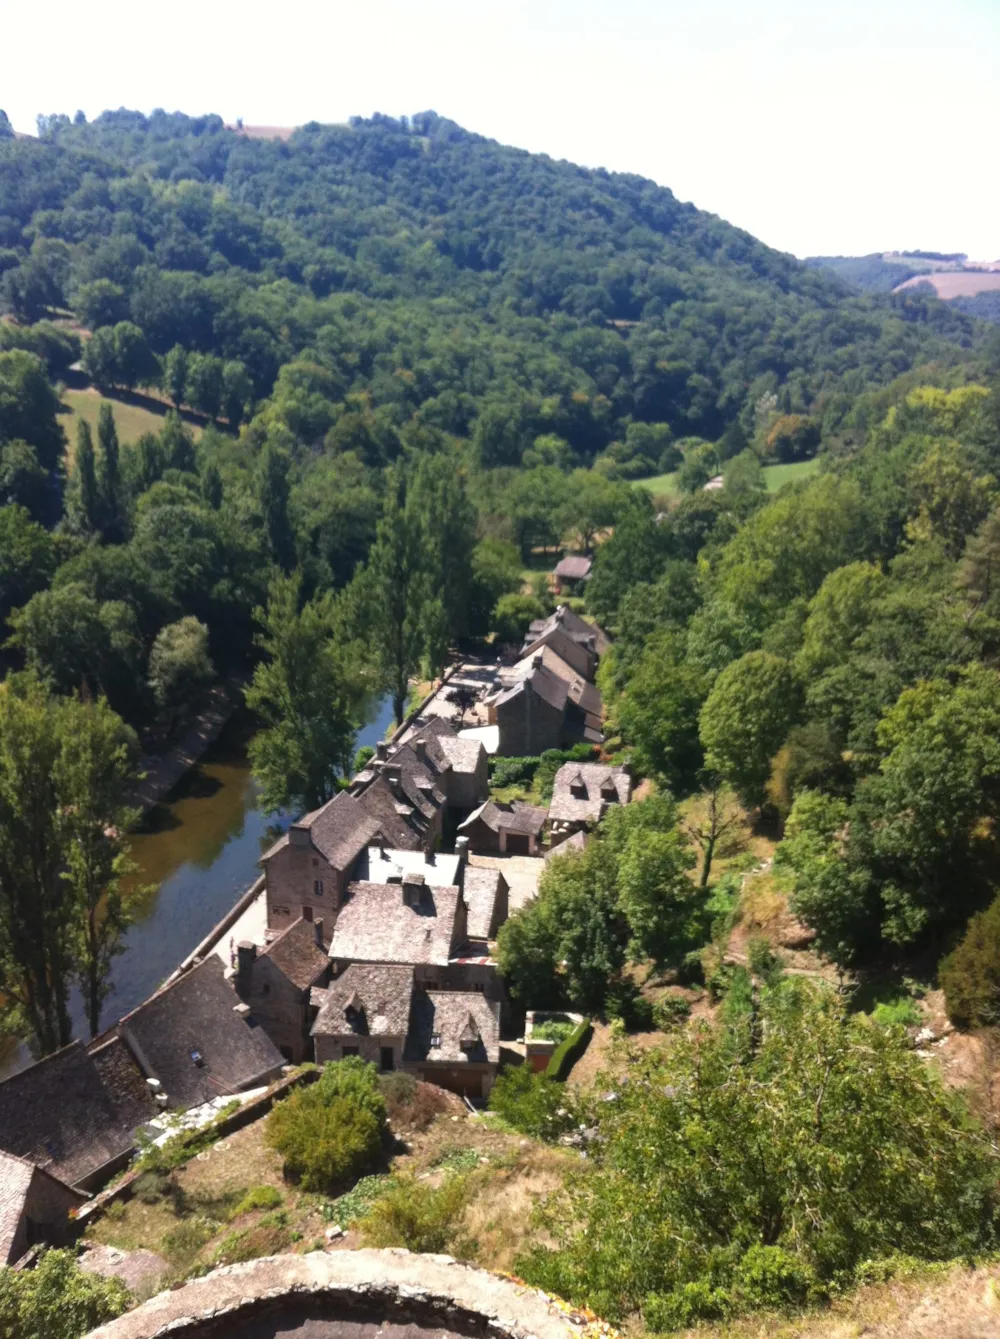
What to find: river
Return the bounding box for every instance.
[0,697,397,1080]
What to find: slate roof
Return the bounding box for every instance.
[460,800,547,838]
[275,791,382,872]
[461,865,509,942]
[437,733,485,776]
[312,964,415,1038]
[262,917,329,991]
[120,956,284,1110]
[494,664,569,714]
[404,992,501,1065]
[88,1036,159,1132]
[330,882,462,966]
[545,830,588,863]
[521,604,610,659]
[553,554,592,581]
[548,762,632,825]
[0,1150,36,1264]
[0,1041,150,1187]
[354,773,428,850]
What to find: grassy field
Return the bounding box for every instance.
[60,388,202,463]
[634,456,821,499]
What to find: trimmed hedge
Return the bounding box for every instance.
[546,1017,592,1080]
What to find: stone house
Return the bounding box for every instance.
[235,916,331,1063]
[488,662,568,756]
[312,963,416,1072]
[498,643,604,739]
[520,605,610,682]
[0,1038,155,1193]
[0,1150,85,1265]
[117,955,285,1111]
[548,762,632,842]
[311,963,501,1100]
[552,554,592,593]
[458,799,547,857]
[261,791,382,942]
[328,877,468,979]
[459,864,509,949]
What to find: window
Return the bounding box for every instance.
[343,1045,359,1058]
[430,1032,441,1049]
[314,879,324,897]
[380,1047,395,1072]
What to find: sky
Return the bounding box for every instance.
[3,0,998,259]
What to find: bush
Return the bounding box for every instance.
[652,995,691,1029]
[231,1185,283,1217]
[940,896,1000,1029]
[489,754,540,789]
[531,1019,575,1043]
[0,1249,131,1339]
[488,1064,574,1139]
[266,1059,386,1192]
[358,1174,471,1254]
[213,1211,293,1266]
[133,1169,170,1204]
[870,994,921,1028]
[547,1017,593,1080]
[747,936,784,986]
[604,979,653,1030]
[324,1174,398,1227]
[162,1217,216,1267]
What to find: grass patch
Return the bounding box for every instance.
[633,457,821,499]
[59,388,201,462]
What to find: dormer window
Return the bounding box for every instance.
[430,1032,441,1048]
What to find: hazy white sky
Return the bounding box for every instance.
[3,0,998,259]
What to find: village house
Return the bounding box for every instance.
[548,761,633,843]
[458,798,547,856]
[116,955,285,1111]
[496,644,604,747]
[487,661,568,756]
[261,791,381,942]
[552,553,592,593]
[311,963,501,1099]
[460,862,509,949]
[0,1150,85,1265]
[328,877,468,978]
[519,605,610,681]
[235,916,331,1063]
[261,721,488,940]
[0,1037,155,1193]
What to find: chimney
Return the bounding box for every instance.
[455,835,469,865]
[302,904,313,922]
[385,763,402,794]
[424,846,435,865]
[236,940,256,990]
[403,872,425,904]
[532,654,543,670]
[376,742,389,762]
[233,1001,250,1018]
[313,917,324,948]
[414,739,427,766]
[288,822,310,847]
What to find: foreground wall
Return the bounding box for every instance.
[85,1248,607,1339]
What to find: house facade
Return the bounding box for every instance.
[235,917,331,1063]
[0,1151,86,1265]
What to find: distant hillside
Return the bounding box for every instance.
[807,250,1000,322]
[0,109,989,442]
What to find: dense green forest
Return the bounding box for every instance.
[4,106,1000,1335]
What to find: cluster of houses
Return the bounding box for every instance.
[0,600,631,1266]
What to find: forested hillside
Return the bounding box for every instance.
[4,106,1000,1338]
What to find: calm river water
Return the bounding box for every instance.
[0,697,396,1079]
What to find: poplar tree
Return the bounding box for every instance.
[97,401,123,540]
[73,419,100,534]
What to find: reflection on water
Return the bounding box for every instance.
[0,697,395,1079]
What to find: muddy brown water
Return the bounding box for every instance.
[0,699,395,1079]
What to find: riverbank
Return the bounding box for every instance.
[129,685,237,812]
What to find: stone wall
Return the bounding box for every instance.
[84,1248,610,1339]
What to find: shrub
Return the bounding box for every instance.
[747,936,784,986]
[359,1174,471,1254]
[870,994,921,1029]
[0,1249,131,1339]
[323,1174,398,1227]
[213,1211,292,1266]
[604,980,653,1030]
[489,755,540,789]
[652,995,691,1029]
[231,1185,283,1217]
[488,1064,574,1140]
[133,1170,170,1204]
[379,1073,453,1132]
[546,1017,593,1080]
[531,1019,575,1043]
[267,1058,386,1192]
[731,1244,815,1309]
[940,896,1000,1029]
[162,1217,216,1267]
